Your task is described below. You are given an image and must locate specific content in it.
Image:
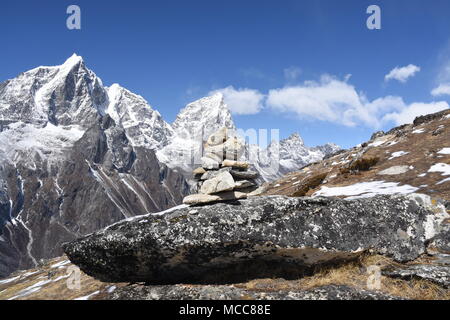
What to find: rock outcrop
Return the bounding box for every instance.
[63,193,449,284]
[263,109,450,202]
[383,264,449,288]
[183,128,261,205]
[110,284,403,300]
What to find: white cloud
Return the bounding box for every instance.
[382,101,449,126]
[210,86,264,115]
[431,83,450,96]
[266,75,449,128]
[283,66,302,82]
[385,64,421,83]
[267,75,366,126]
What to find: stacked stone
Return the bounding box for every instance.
[183,127,259,205]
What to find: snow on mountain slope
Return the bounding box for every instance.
[106,84,173,150]
[173,93,235,140]
[263,109,450,202]
[0,122,85,170]
[0,55,188,278]
[248,133,340,182]
[0,54,339,278]
[156,92,340,181]
[0,54,108,127]
[156,93,235,174]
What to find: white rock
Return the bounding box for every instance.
[204,152,223,164]
[222,160,249,169]
[207,127,228,146]
[183,191,247,205]
[193,167,206,175]
[183,194,221,205]
[377,166,411,176]
[200,167,231,181]
[217,191,248,201]
[234,180,255,189]
[223,137,244,160]
[200,171,235,194]
[201,157,219,170]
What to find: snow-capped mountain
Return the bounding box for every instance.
[248,133,340,182]
[157,93,236,175]
[0,55,339,278]
[0,55,188,278]
[106,84,174,149]
[157,94,340,181]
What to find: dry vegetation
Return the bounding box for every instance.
[235,254,449,300]
[291,172,328,197]
[263,109,450,201]
[341,156,380,175]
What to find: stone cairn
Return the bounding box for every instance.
[183,127,260,205]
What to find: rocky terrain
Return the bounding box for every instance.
[2,120,447,300]
[0,55,337,278]
[1,57,448,301]
[1,192,448,300]
[262,109,450,201]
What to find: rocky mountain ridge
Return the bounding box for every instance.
[0,55,339,278]
[0,55,188,278]
[263,109,450,201]
[0,110,449,300]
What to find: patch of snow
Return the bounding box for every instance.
[412,128,425,134]
[107,286,117,293]
[6,275,68,300]
[21,271,40,278]
[0,122,85,170]
[418,173,427,177]
[388,151,409,160]
[428,163,450,176]
[8,286,42,300]
[437,177,450,185]
[152,204,188,216]
[313,181,419,199]
[369,139,387,147]
[437,148,450,155]
[74,290,100,300]
[50,260,70,269]
[0,275,20,285]
[387,141,398,146]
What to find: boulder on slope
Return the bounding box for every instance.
[63,194,448,284]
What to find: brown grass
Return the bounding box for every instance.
[235,254,449,300]
[348,157,380,172]
[291,172,328,197]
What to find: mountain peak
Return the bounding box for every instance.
[63,53,84,66]
[284,132,304,145]
[172,93,235,139]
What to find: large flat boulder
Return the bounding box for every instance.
[63,194,448,284]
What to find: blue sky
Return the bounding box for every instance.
[1,0,450,148]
